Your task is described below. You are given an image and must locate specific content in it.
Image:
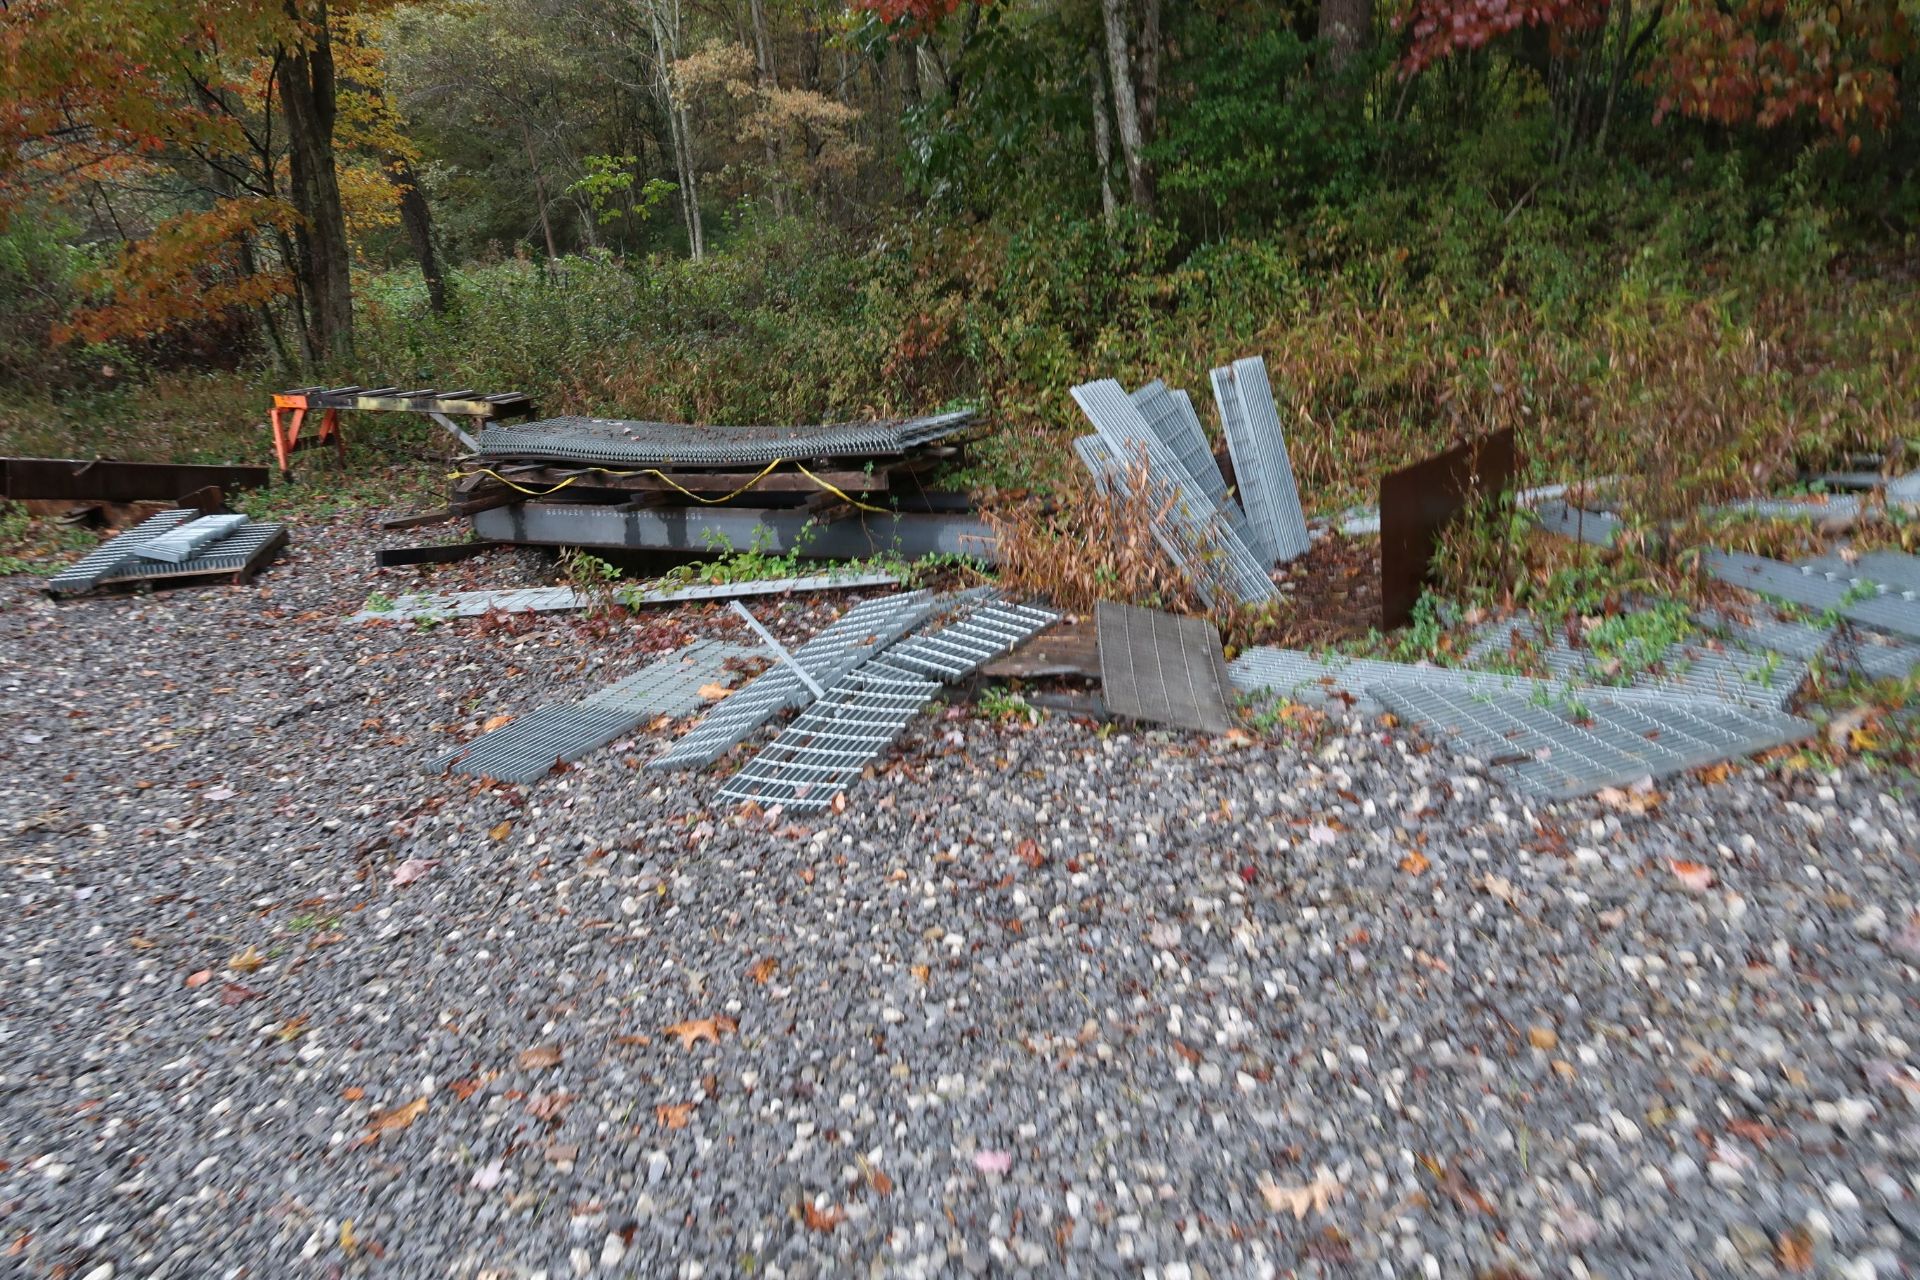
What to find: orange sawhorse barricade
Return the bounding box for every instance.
[267,386,535,475]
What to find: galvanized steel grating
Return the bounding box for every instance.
[1704,549,1920,640]
[881,598,1059,681]
[46,508,199,594]
[138,514,250,564]
[351,572,899,623]
[1799,550,1920,595]
[96,521,286,583]
[473,410,975,467]
[1209,357,1310,565]
[1070,385,1278,607]
[582,640,765,717]
[1369,681,1813,800]
[1130,381,1232,510]
[431,704,645,784]
[1710,495,1862,521]
[1531,502,1621,547]
[1229,646,1573,716]
[649,591,937,769]
[1097,602,1236,734]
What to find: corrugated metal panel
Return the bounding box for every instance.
[474,410,974,467]
[649,591,937,769]
[1210,357,1310,564]
[1371,681,1813,799]
[1070,386,1279,608]
[45,509,199,594]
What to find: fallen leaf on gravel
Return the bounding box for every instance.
[1399,850,1430,875]
[802,1202,845,1232]
[656,1102,693,1129]
[489,821,512,841]
[830,792,848,815]
[973,1150,1013,1174]
[1259,1169,1341,1219]
[526,1092,573,1121]
[1696,760,1734,785]
[482,714,515,732]
[221,982,264,1006]
[1595,785,1661,814]
[344,1086,365,1101]
[664,1017,737,1049]
[228,946,264,973]
[447,1076,488,1100]
[517,1045,563,1070]
[128,935,157,950]
[1478,875,1518,907]
[696,683,734,701]
[1776,1227,1813,1272]
[1825,704,1876,753]
[391,858,439,886]
[1669,860,1714,892]
[185,969,212,988]
[858,1156,893,1197]
[1171,1040,1202,1066]
[1017,837,1046,868]
[364,1096,428,1141]
[910,965,930,985]
[339,1219,356,1253]
[747,957,777,984]
[274,1015,309,1042]
[1527,1025,1557,1050]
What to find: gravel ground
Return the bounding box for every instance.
[4,507,1920,1280]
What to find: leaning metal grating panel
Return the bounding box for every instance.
[583,640,765,717]
[1071,385,1278,607]
[431,704,645,784]
[1131,381,1231,509]
[1704,549,1920,640]
[473,410,974,468]
[97,522,285,583]
[648,591,937,769]
[716,659,942,811]
[1370,681,1813,799]
[46,508,199,594]
[1210,357,1310,565]
[137,514,250,564]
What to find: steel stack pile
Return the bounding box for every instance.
[450,409,996,562]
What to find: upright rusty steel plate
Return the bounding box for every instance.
[1378,428,1516,630]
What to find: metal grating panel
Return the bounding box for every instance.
[352,572,899,623]
[649,592,937,769]
[1097,602,1237,734]
[96,521,285,583]
[1710,495,1861,521]
[882,598,1059,681]
[1532,502,1621,547]
[582,641,765,716]
[45,508,199,594]
[1704,549,1920,640]
[474,410,974,468]
[1799,550,1920,595]
[1210,357,1310,565]
[137,514,250,564]
[715,659,942,811]
[1131,381,1230,509]
[1230,646,1566,716]
[1070,387,1278,608]
[1370,681,1814,800]
[430,704,644,784]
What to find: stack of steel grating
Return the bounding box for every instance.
[46,509,199,594]
[96,521,286,585]
[650,592,938,769]
[473,410,975,468]
[1071,380,1278,608]
[431,639,762,783]
[717,594,1058,810]
[1209,357,1310,564]
[46,508,287,597]
[137,514,251,564]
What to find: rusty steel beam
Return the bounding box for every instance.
[1,457,269,505]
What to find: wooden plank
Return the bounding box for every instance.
[2,457,269,504]
[978,619,1100,678]
[381,508,456,531]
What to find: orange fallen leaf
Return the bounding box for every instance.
[1669,860,1714,893]
[1259,1169,1341,1219]
[517,1045,563,1070]
[747,957,778,984]
[185,969,213,988]
[696,683,735,701]
[274,1015,309,1043]
[1171,1040,1202,1066]
[364,1096,428,1142]
[802,1201,845,1233]
[447,1077,486,1101]
[1776,1227,1813,1272]
[1399,850,1430,875]
[482,713,515,732]
[910,964,930,985]
[228,945,264,973]
[343,1086,366,1102]
[128,936,157,950]
[656,1102,694,1129]
[1527,1025,1558,1050]
[489,821,512,842]
[664,1016,738,1049]
[1017,837,1046,868]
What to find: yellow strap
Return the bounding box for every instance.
[452,459,892,513]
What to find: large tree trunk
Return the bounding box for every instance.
[1088,51,1118,222]
[747,0,786,215]
[386,154,447,313]
[277,2,354,364]
[1099,0,1153,214]
[1317,0,1371,77]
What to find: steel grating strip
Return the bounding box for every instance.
[1370,681,1814,800]
[1131,381,1230,509]
[649,591,937,769]
[137,514,250,564]
[881,598,1059,681]
[1209,357,1309,565]
[1710,495,1862,521]
[582,640,765,716]
[1799,550,1920,595]
[1070,386,1278,607]
[431,704,644,784]
[1532,502,1621,547]
[474,410,974,468]
[95,522,286,583]
[1703,550,1920,641]
[1096,602,1236,733]
[45,508,200,594]
[353,572,899,623]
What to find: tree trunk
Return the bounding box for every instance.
[747,0,786,215]
[1088,51,1118,222]
[1099,0,1153,213]
[900,36,923,113]
[387,154,447,313]
[1135,0,1160,158]
[277,2,354,364]
[520,121,560,260]
[1317,0,1370,78]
